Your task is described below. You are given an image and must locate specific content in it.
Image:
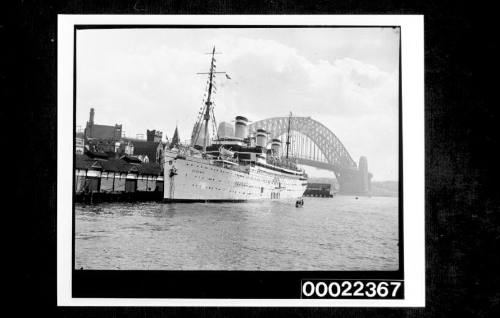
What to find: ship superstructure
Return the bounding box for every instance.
[163,47,308,202]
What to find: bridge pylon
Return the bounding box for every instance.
[336,156,372,196]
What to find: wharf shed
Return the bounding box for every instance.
[75,153,163,195]
[303,183,334,197]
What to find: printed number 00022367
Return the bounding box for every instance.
[301,280,403,299]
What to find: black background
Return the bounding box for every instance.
[6,0,493,317]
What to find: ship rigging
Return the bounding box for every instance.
[191,46,226,153]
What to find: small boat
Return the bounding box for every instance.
[295,198,304,208]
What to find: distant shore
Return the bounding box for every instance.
[369,181,398,197]
[308,178,398,197]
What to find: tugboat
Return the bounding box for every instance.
[163,46,308,202]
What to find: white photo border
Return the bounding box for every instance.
[57,14,424,307]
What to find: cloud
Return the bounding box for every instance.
[211,38,398,122]
[76,29,399,180]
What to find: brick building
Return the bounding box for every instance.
[84,108,122,140]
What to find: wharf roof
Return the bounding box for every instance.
[121,155,143,164]
[85,150,111,160]
[137,162,162,175]
[75,154,103,170]
[100,158,135,173]
[75,154,162,175]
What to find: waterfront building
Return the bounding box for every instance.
[122,137,164,163]
[75,131,85,154]
[84,108,122,140]
[303,183,334,197]
[137,155,150,163]
[75,153,164,196]
[146,129,163,142]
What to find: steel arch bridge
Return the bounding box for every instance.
[248,116,371,195]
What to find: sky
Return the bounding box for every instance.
[76,28,399,181]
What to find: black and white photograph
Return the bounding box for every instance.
[74,26,400,271]
[57,15,424,306]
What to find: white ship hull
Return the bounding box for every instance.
[163,151,307,202]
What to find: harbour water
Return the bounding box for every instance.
[75,196,399,271]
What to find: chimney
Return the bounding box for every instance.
[89,108,95,125]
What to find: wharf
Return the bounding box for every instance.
[74,153,164,203]
[303,183,334,198]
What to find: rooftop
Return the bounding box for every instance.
[75,154,162,175]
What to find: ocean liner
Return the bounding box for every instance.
[163,47,308,202]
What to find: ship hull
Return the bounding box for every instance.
[163,151,307,201]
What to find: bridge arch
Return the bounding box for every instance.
[248,117,357,171]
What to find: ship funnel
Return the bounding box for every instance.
[235,116,248,139]
[256,129,267,148]
[271,138,281,156]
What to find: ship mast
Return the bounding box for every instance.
[203,47,216,153]
[286,111,292,159]
[195,46,226,154]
